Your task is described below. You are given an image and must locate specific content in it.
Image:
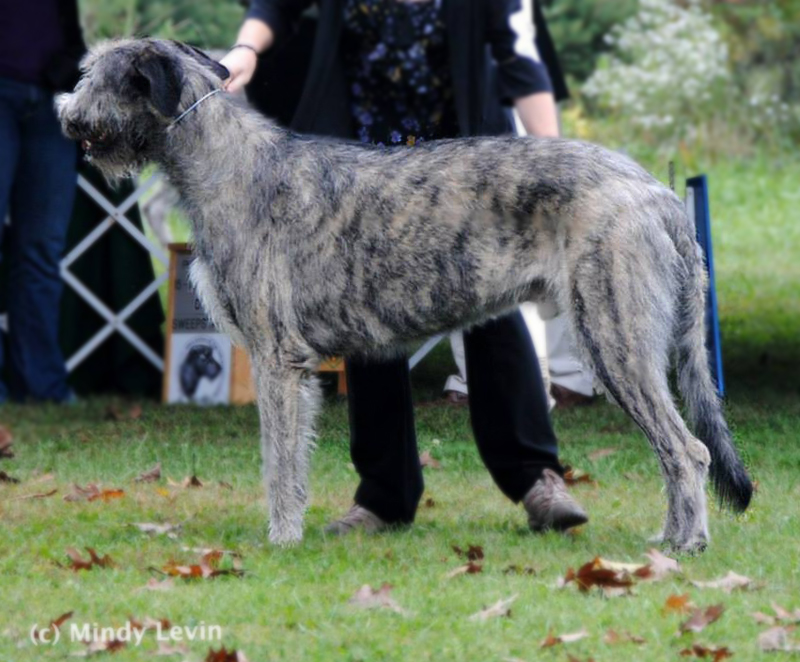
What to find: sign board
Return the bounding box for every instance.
[163,244,346,405]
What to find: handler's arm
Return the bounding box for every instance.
[221,0,312,92]
[486,0,559,138]
[514,92,559,138]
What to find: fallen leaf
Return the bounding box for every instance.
[540,629,589,648]
[218,481,234,491]
[64,483,124,502]
[680,604,725,634]
[664,593,694,615]
[63,547,114,572]
[419,451,441,469]
[134,463,161,483]
[0,426,13,459]
[692,571,758,593]
[158,549,243,580]
[643,548,682,580]
[469,595,517,621]
[9,488,58,501]
[74,638,127,656]
[32,612,73,641]
[604,629,646,645]
[446,562,483,579]
[563,466,595,486]
[452,544,484,561]
[424,497,436,508]
[88,489,125,502]
[168,475,203,488]
[135,578,175,592]
[204,648,249,662]
[348,583,410,615]
[561,557,636,594]
[28,472,56,485]
[588,447,618,462]
[770,603,800,623]
[758,626,800,652]
[0,470,20,484]
[128,616,171,633]
[503,565,536,576]
[679,643,734,660]
[153,641,190,656]
[131,522,181,537]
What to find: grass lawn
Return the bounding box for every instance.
[1,154,798,661]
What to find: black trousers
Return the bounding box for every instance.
[345,309,563,524]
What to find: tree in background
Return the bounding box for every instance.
[540,0,637,81]
[79,0,245,48]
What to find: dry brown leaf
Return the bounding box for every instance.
[348,583,410,615]
[540,629,589,648]
[692,571,758,593]
[452,544,484,561]
[128,616,171,633]
[28,472,56,485]
[204,648,249,662]
[588,447,619,462]
[153,641,190,656]
[643,548,682,580]
[424,497,436,508]
[64,483,124,503]
[758,626,800,652]
[445,562,483,579]
[64,547,114,572]
[563,466,595,486]
[158,549,243,580]
[74,638,127,656]
[32,612,73,641]
[134,463,161,483]
[771,603,800,623]
[0,470,20,484]
[168,475,203,488]
[105,404,142,421]
[131,522,181,537]
[680,604,725,634]
[468,595,517,622]
[218,481,234,491]
[9,487,58,501]
[136,578,175,592]
[566,657,596,662]
[419,450,441,469]
[0,426,14,459]
[604,629,646,645]
[664,593,695,615]
[503,565,536,576]
[679,643,734,660]
[561,557,636,594]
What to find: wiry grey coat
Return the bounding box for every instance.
[58,39,752,551]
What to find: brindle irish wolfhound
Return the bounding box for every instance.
[58,39,752,551]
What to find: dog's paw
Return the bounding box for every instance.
[268,522,304,547]
[667,533,709,556]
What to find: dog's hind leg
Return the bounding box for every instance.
[250,355,319,546]
[567,259,711,553]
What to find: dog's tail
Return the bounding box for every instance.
[671,201,753,512]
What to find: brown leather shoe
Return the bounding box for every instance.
[324,504,389,536]
[550,384,595,409]
[523,469,589,532]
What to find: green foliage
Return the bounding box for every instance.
[540,0,638,81]
[78,0,245,48]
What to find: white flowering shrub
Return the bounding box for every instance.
[582,0,730,141]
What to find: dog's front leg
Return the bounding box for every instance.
[250,356,315,546]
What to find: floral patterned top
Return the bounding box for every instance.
[341,0,460,146]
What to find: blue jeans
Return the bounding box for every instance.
[0,77,76,403]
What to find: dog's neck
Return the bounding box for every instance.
[156,90,287,246]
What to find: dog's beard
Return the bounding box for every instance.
[84,124,154,183]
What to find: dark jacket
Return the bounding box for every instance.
[246,0,568,138]
[47,1,88,92]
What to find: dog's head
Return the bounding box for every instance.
[57,39,229,179]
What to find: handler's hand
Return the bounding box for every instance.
[220,47,258,93]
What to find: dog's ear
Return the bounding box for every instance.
[131,45,185,118]
[171,41,230,81]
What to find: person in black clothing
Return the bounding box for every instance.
[0,1,85,403]
[221,0,588,534]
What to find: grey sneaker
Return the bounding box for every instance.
[324,504,389,536]
[523,469,589,532]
